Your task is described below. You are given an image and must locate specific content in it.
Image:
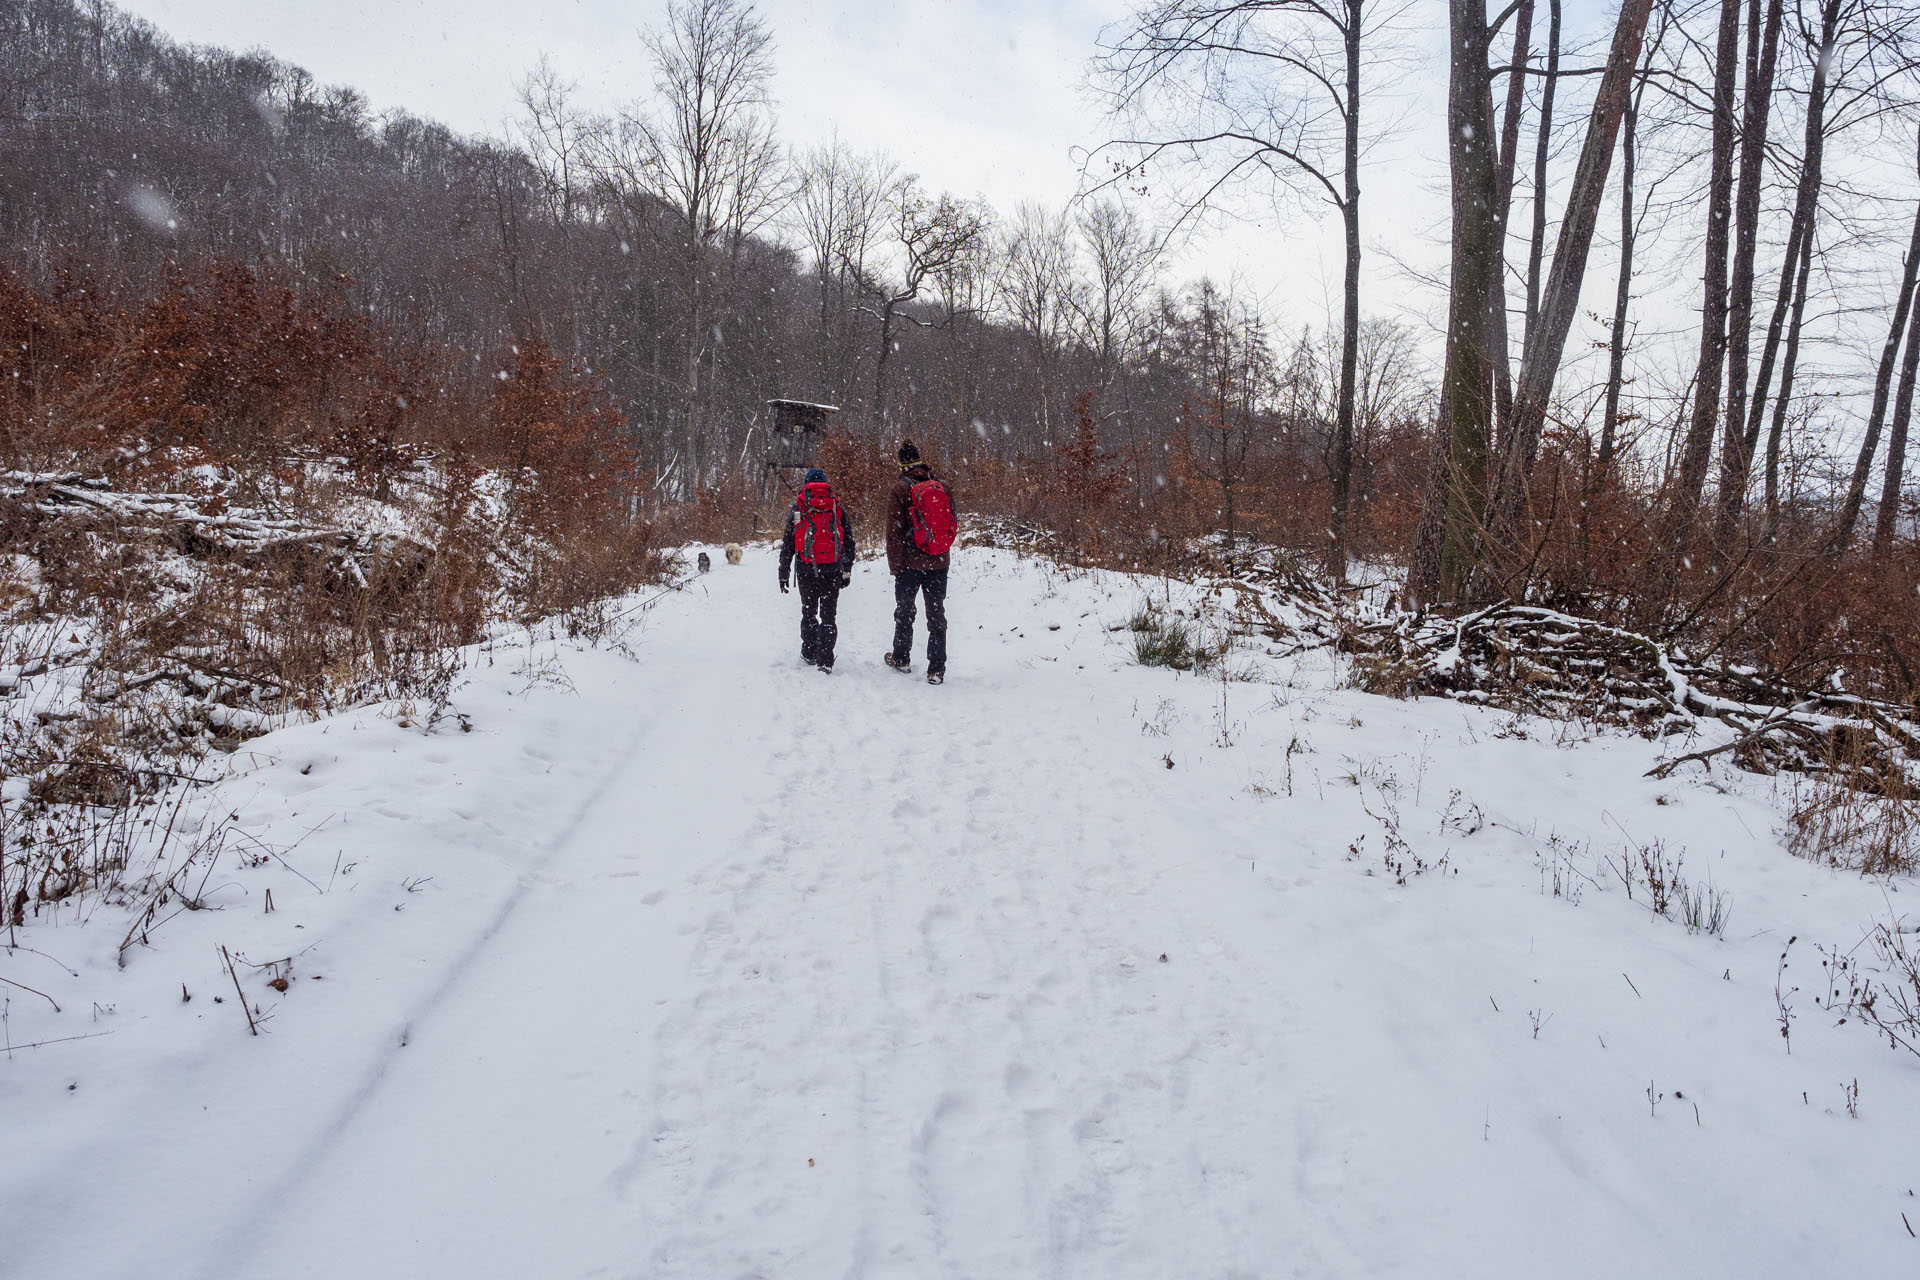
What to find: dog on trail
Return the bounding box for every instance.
[724,544,743,565]
[696,551,711,573]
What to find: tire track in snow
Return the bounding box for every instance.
[199,703,661,1280]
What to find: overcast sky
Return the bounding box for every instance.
[113,0,1639,356]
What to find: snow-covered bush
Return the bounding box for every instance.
[0,267,671,927]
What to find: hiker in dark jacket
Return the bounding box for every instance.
[779,467,856,672]
[883,440,957,685]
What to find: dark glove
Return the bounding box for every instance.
[839,570,852,589]
[779,579,789,594]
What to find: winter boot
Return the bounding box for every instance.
[927,671,944,685]
[884,652,911,672]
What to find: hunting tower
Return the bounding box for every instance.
[763,399,838,493]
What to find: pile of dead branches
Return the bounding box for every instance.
[1200,547,1352,655]
[1,471,432,589]
[1345,603,1920,792]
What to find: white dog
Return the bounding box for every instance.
[724,543,743,565]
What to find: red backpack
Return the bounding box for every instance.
[909,478,957,556]
[794,482,844,565]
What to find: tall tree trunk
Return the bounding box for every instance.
[873,300,898,419]
[1488,0,1534,445]
[1748,1,1839,493]
[1492,0,1654,569]
[1668,0,1742,546]
[1496,2,1532,216]
[1835,133,1920,549]
[1520,0,1561,362]
[1436,0,1502,603]
[1407,390,1453,607]
[1874,297,1920,557]
[1325,0,1364,583]
[684,242,706,498]
[1763,224,1815,529]
[1715,0,1785,535]
[1598,73,1642,491]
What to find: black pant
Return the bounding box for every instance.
[797,564,841,666]
[891,568,948,674]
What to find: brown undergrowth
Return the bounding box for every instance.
[0,264,669,926]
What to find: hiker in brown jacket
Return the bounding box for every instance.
[882,440,957,684]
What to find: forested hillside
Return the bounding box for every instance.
[5,0,1920,693]
[0,0,1413,553]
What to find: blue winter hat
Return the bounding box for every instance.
[804,467,828,484]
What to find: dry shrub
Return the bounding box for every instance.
[486,342,630,539]
[860,388,1427,581]
[930,418,1210,577]
[0,262,436,489]
[482,342,669,616]
[662,468,776,547]
[1346,651,1426,699]
[0,264,671,924]
[1038,393,1133,558]
[510,516,673,627]
[816,428,899,532]
[1785,735,1920,876]
[1455,420,1920,714]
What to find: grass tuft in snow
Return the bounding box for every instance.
[1606,839,1730,938]
[1129,600,1222,673]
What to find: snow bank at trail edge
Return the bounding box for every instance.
[2,542,1916,1280]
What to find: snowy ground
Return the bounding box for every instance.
[3,543,1917,1279]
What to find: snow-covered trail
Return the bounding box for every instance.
[222,552,1332,1279]
[7,545,1917,1279]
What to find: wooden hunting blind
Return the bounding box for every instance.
[764,399,838,476]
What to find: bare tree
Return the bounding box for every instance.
[1175,281,1273,569]
[1836,127,1920,549]
[1426,0,1502,603]
[1487,0,1536,437]
[1741,0,1920,532]
[1001,202,1081,443]
[517,55,587,226]
[625,0,785,492]
[1746,0,1844,530]
[1093,0,1405,579]
[926,221,1000,458]
[1348,315,1429,498]
[1072,198,1159,403]
[1518,0,1561,371]
[864,177,989,421]
[1598,33,1662,493]
[1667,0,1743,548]
[1422,0,1652,603]
[1491,0,1653,564]
[1874,292,1920,556]
[792,137,895,403]
[1713,0,1785,538]
[1069,198,1159,478]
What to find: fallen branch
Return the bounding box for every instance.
[1348,602,1919,794]
[221,945,258,1036]
[2,1030,113,1054]
[0,971,61,1012]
